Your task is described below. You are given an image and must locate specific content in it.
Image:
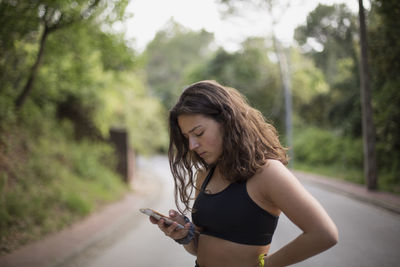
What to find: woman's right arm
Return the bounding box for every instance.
[182,232,199,255]
[151,169,206,255]
[158,209,198,255]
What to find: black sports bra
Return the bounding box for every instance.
[192,166,279,246]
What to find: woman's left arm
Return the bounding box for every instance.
[261,160,338,267]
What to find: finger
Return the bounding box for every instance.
[172,222,192,239]
[168,210,186,225]
[149,216,158,224]
[157,218,167,230]
[169,209,178,218]
[164,221,179,235]
[158,219,176,232]
[164,222,182,239]
[157,219,170,237]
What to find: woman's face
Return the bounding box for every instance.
[178,114,223,165]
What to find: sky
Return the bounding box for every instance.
[122,0,362,52]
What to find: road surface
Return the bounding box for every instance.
[61,156,400,267]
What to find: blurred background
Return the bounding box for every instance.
[0,0,399,258]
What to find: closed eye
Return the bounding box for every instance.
[195,131,204,137]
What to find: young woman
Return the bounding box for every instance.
[149,80,338,267]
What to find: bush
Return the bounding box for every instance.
[293,126,363,168]
[0,118,127,254]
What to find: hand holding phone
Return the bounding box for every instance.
[140,208,185,230]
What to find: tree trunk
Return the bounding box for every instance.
[273,36,293,166]
[358,0,378,190]
[266,1,293,166]
[15,25,49,109]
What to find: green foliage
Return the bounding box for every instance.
[186,38,285,131]
[290,48,330,128]
[294,4,359,83]
[63,193,92,216]
[0,0,168,254]
[145,19,214,109]
[67,140,117,180]
[294,4,361,137]
[186,37,329,136]
[94,30,137,71]
[368,0,400,186]
[0,1,168,154]
[210,1,400,192]
[291,1,400,191]
[292,126,365,184]
[0,119,127,254]
[293,162,364,185]
[293,125,399,193]
[99,72,169,154]
[291,49,329,104]
[293,126,363,168]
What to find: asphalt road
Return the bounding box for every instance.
[62,156,400,267]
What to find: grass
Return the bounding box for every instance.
[292,161,400,195]
[291,126,400,195]
[0,123,128,255]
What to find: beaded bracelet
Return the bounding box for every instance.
[174,216,195,245]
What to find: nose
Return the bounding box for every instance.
[189,137,199,151]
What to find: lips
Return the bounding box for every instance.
[198,152,206,158]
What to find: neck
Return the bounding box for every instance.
[213,164,228,183]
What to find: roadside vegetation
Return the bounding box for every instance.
[0,0,399,255]
[0,0,167,254]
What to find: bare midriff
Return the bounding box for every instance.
[196,234,270,267]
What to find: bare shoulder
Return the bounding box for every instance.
[251,159,304,203]
[261,159,290,175]
[254,159,296,186]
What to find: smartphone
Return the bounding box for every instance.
[140,208,184,229]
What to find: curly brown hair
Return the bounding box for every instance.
[169,80,288,213]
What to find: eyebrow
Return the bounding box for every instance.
[183,125,202,135]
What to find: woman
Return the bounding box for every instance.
[149,80,338,267]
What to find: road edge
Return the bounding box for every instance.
[294,170,400,215]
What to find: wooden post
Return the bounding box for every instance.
[358,0,378,190]
[109,128,131,183]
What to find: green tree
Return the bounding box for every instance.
[369,0,400,189]
[5,0,106,109]
[144,19,214,109]
[187,38,284,130]
[0,0,129,109]
[38,20,167,154]
[187,37,327,136]
[0,0,169,253]
[0,0,167,154]
[217,0,294,157]
[294,4,362,136]
[290,48,329,126]
[294,4,358,85]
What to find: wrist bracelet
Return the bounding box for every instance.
[174,216,195,245]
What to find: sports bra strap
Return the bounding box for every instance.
[201,166,216,191]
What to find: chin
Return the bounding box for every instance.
[204,158,217,165]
